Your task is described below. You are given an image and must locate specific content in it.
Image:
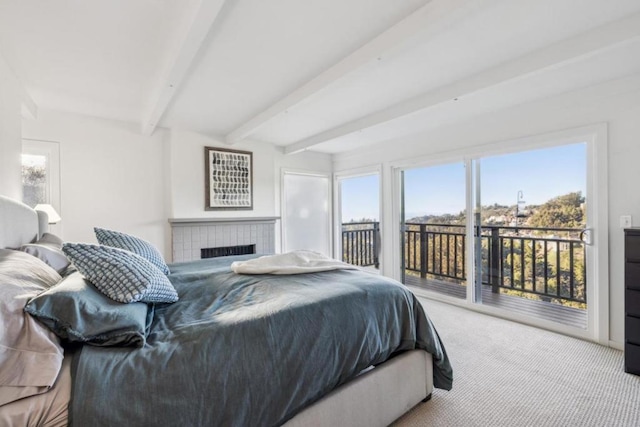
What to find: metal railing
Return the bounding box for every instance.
[343,221,587,304]
[341,222,380,268]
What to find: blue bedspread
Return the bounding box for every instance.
[70,255,452,426]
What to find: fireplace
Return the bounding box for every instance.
[169,217,278,262]
[201,244,256,259]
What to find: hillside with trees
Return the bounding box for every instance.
[341,191,587,310]
[526,192,585,229]
[22,162,46,207]
[407,191,585,229]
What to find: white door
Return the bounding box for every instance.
[282,171,331,255]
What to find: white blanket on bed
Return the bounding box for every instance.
[230,250,358,275]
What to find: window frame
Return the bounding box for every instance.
[22,139,61,231]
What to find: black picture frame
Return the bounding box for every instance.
[204,146,253,210]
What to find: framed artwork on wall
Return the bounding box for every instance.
[204,146,253,210]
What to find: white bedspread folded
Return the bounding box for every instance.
[230,250,358,275]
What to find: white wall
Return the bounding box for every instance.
[169,129,331,219]
[168,129,332,252]
[333,73,640,346]
[0,52,24,199]
[22,110,171,255]
[18,119,331,259]
[169,130,276,218]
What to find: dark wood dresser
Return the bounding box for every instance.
[625,228,640,375]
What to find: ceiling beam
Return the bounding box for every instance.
[20,90,37,120]
[225,0,494,145]
[141,0,227,136]
[0,48,38,119]
[284,12,640,154]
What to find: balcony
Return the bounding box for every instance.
[341,221,587,329]
[341,221,380,269]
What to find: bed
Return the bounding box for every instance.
[0,195,452,426]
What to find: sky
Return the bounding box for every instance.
[341,142,587,222]
[340,174,380,221]
[22,153,47,167]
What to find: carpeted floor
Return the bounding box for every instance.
[392,299,640,427]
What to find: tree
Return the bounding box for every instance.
[527,191,585,229]
[22,164,46,207]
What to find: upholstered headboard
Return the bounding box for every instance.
[0,195,49,249]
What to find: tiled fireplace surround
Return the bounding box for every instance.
[169,217,279,262]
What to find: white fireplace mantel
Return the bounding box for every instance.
[169,217,280,225]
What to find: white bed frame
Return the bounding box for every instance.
[0,194,433,427]
[286,350,432,427]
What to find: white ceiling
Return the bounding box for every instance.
[1,0,640,155]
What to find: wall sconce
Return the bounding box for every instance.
[34,204,62,224]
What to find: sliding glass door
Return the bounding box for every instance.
[400,162,467,299]
[336,172,381,271]
[471,143,588,329]
[397,137,601,335]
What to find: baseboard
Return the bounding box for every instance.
[609,340,624,350]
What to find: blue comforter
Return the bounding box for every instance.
[70,255,452,426]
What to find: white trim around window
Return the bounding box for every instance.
[22,139,62,235]
[387,123,609,344]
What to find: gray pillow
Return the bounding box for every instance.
[94,227,170,275]
[25,272,153,347]
[19,244,70,275]
[19,233,71,275]
[62,243,178,304]
[38,233,64,246]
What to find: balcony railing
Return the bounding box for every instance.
[342,221,587,305]
[341,222,379,268]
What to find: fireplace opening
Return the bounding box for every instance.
[201,244,256,259]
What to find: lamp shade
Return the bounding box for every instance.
[34,204,62,224]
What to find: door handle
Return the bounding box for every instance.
[579,228,593,245]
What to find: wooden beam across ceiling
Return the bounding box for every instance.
[284,11,640,154]
[0,48,38,119]
[20,89,37,120]
[224,0,494,145]
[141,0,227,136]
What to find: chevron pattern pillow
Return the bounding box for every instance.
[94,227,170,275]
[62,243,178,304]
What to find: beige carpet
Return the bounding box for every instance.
[393,299,640,427]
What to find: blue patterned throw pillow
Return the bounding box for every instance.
[94,227,170,275]
[62,243,178,304]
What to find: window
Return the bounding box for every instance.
[336,170,381,272]
[21,139,61,223]
[391,124,609,343]
[21,153,48,207]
